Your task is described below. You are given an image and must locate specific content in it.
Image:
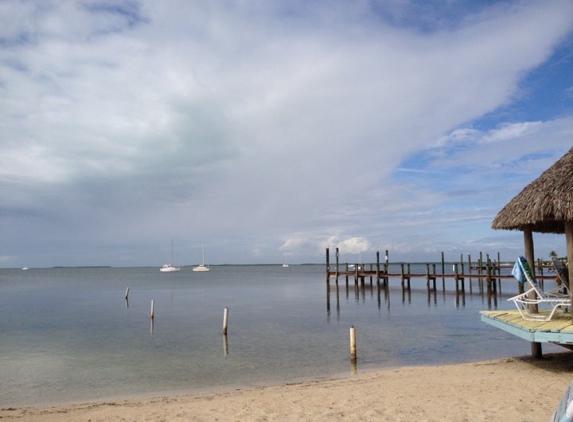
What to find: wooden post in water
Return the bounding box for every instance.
[497,252,502,293]
[326,248,330,283]
[335,248,340,283]
[383,250,389,284]
[376,251,380,283]
[223,307,229,335]
[125,287,130,300]
[350,326,357,363]
[468,254,473,294]
[441,252,445,288]
[478,252,483,291]
[150,300,155,319]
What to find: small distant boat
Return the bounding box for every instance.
[160,241,181,273]
[282,254,289,268]
[160,263,181,272]
[193,242,209,272]
[21,267,29,271]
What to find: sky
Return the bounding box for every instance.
[1,0,573,268]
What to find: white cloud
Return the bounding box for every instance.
[1,0,573,266]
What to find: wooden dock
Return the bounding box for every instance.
[325,248,558,295]
[481,310,573,348]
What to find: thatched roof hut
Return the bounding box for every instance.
[492,146,573,330]
[492,146,573,234]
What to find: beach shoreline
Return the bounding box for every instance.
[3,353,573,421]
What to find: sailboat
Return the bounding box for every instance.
[160,240,181,272]
[193,241,209,272]
[282,254,289,268]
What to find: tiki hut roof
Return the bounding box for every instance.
[492,146,573,234]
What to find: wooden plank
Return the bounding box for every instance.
[480,311,573,345]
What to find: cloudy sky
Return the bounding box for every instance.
[1,0,573,268]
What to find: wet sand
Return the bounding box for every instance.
[2,353,573,421]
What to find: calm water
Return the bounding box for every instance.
[0,264,562,407]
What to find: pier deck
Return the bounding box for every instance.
[481,310,573,346]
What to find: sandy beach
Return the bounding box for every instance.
[2,353,573,422]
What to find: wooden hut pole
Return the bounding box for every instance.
[566,221,573,323]
[524,227,537,310]
[524,226,542,359]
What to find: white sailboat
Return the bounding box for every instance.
[193,242,209,272]
[160,240,181,272]
[282,254,289,268]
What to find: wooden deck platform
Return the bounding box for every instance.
[481,310,573,346]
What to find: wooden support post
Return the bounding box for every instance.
[350,326,357,363]
[223,307,229,335]
[125,287,130,300]
[478,252,483,290]
[441,251,445,287]
[468,253,473,294]
[486,260,492,295]
[150,300,155,319]
[376,251,380,282]
[565,220,573,323]
[335,248,339,282]
[326,248,330,283]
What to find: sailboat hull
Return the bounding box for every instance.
[193,241,209,272]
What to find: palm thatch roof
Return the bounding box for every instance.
[492,146,573,234]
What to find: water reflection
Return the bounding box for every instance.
[326,275,511,321]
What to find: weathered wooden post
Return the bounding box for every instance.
[441,251,445,289]
[326,248,330,283]
[478,252,483,291]
[223,307,229,335]
[125,287,130,300]
[524,227,542,359]
[150,300,155,319]
[335,248,340,283]
[350,326,357,363]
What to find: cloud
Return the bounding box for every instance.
[1,0,573,266]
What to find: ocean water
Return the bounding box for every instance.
[0,264,562,407]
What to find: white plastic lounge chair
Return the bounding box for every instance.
[508,256,570,321]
